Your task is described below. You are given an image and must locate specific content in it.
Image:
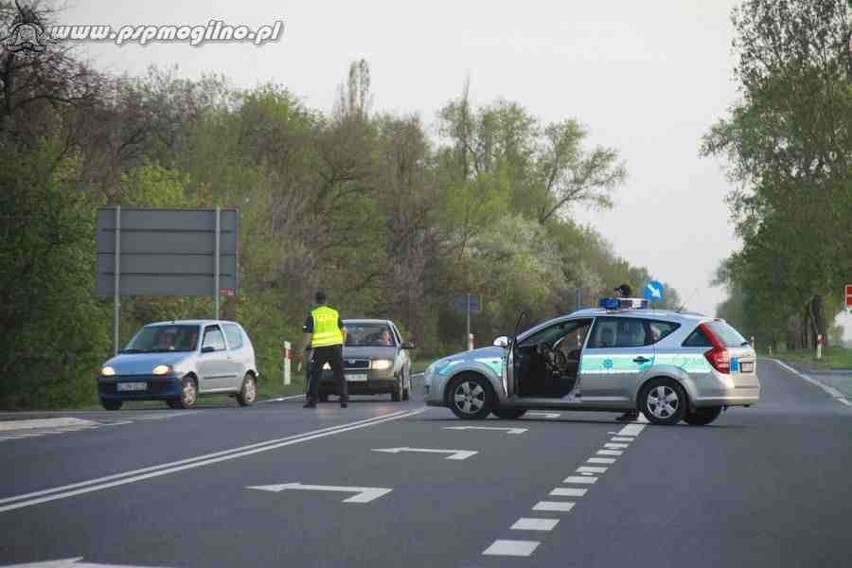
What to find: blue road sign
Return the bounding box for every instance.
[643,280,665,302]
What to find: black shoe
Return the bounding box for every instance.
[303,400,317,408]
[616,411,639,422]
[340,402,348,408]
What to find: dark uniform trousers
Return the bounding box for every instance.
[308,344,348,403]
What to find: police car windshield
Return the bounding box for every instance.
[345,324,396,347]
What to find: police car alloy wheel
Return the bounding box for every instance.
[448,374,494,420]
[639,378,686,425]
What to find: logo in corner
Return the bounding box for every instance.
[1,0,50,55]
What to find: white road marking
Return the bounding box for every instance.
[549,487,588,497]
[772,359,852,407]
[7,557,166,567]
[511,518,559,531]
[525,412,561,419]
[0,418,97,432]
[610,437,633,443]
[616,423,646,437]
[533,501,575,512]
[604,443,630,449]
[247,483,392,504]
[563,476,597,484]
[0,409,424,513]
[371,447,477,460]
[637,413,650,423]
[597,449,624,456]
[587,457,616,464]
[482,540,540,557]
[577,465,607,474]
[443,426,527,435]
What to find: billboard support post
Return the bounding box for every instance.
[214,207,221,320]
[113,206,121,356]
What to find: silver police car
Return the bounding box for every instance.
[423,300,759,425]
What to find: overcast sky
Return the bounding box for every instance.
[56,0,847,328]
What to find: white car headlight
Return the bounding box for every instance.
[101,366,116,376]
[323,362,331,370]
[152,364,173,376]
[371,359,393,370]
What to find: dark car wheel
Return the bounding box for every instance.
[177,376,198,409]
[166,399,180,409]
[448,374,494,420]
[402,372,411,401]
[391,376,403,402]
[491,408,527,420]
[639,378,687,425]
[683,406,722,426]
[236,373,257,407]
[102,400,122,411]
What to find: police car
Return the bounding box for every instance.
[422,298,760,425]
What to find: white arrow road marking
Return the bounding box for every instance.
[8,558,165,567]
[443,426,527,435]
[247,483,392,504]
[372,447,477,460]
[525,411,561,419]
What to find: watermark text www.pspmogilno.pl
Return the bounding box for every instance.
[1,1,284,55]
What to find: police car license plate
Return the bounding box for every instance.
[346,374,368,382]
[117,382,147,392]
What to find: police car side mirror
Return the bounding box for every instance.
[493,336,509,348]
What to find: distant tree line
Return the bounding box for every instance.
[0,1,679,408]
[703,0,851,351]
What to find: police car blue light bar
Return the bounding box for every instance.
[599,297,649,310]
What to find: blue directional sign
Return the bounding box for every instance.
[643,280,665,302]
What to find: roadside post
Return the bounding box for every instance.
[467,333,475,351]
[453,293,482,351]
[816,335,824,360]
[282,340,292,385]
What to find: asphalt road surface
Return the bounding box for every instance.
[1,359,850,567]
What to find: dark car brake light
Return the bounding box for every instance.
[700,322,730,373]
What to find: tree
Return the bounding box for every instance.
[702,0,851,347]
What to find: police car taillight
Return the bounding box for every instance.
[700,322,730,373]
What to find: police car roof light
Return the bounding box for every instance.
[598,297,649,310]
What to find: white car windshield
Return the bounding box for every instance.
[124,325,200,353]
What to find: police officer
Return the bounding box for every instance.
[302,290,348,408]
[613,283,640,423]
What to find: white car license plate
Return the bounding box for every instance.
[346,374,368,382]
[117,382,148,392]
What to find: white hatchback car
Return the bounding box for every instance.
[97,320,259,410]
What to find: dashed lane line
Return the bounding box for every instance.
[482,540,540,557]
[511,518,559,532]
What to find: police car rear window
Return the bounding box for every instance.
[706,321,748,347]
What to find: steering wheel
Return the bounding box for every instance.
[536,342,570,374]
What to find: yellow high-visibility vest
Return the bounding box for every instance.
[310,305,344,347]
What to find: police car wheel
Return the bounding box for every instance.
[639,378,686,425]
[683,406,722,426]
[448,374,494,420]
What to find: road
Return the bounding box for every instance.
[1,359,850,567]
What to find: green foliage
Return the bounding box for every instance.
[0,43,678,407]
[703,0,851,349]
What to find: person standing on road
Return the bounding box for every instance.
[613,283,640,423]
[301,290,348,409]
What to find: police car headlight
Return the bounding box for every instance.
[371,359,393,370]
